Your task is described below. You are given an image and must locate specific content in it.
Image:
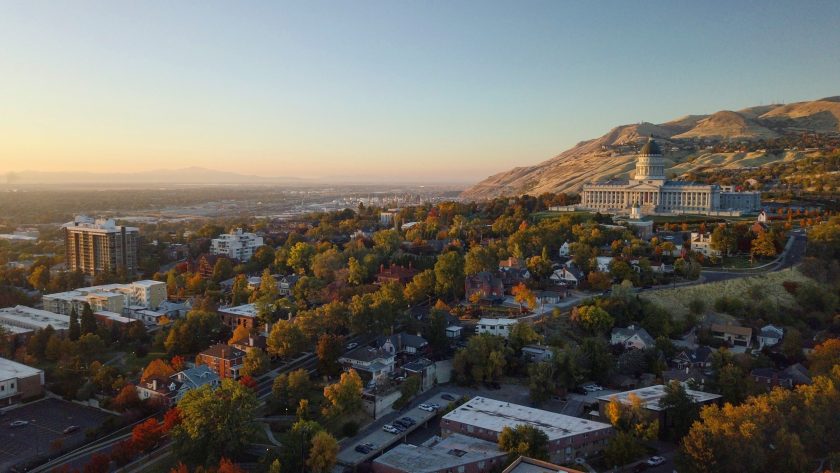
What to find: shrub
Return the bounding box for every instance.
[341,421,359,438]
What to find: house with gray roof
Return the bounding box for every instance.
[610,325,655,350]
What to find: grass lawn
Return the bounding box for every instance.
[531,210,597,221]
[705,255,774,269]
[640,267,810,320]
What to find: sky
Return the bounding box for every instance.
[1,1,839,183]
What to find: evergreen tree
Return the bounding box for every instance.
[68,308,81,341]
[80,303,98,335]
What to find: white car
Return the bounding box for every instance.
[345,342,359,351]
[9,420,28,428]
[646,456,666,466]
[382,424,399,434]
[419,403,436,412]
[582,384,603,393]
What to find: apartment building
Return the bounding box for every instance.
[210,228,264,261]
[43,280,166,317]
[63,216,139,276]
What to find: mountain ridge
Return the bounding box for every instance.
[461,96,840,200]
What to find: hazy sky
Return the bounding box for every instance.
[1,1,839,183]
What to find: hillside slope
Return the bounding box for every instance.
[461,97,840,200]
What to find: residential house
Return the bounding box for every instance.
[595,256,613,272]
[672,346,714,370]
[338,347,396,382]
[537,289,566,305]
[521,344,554,362]
[376,264,418,285]
[196,344,245,380]
[219,303,258,331]
[402,358,437,392]
[610,325,655,350]
[550,265,583,287]
[376,333,428,356]
[711,324,752,349]
[230,334,268,353]
[278,274,300,297]
[172,365,220,401]
[751,363,812,390]
[136,377,182,407]
[558,242,571,257]
[690,233,721,257]
[445,326,463,340]
[476,318,518,339]
[757,324,784,349]
[465,272,505,301]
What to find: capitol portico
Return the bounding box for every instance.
[579,139,760,216]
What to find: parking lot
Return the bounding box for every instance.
[0,398,114,471]
[335,392,458,467]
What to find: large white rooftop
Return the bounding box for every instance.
[597,384,722,411]
[0,305,70,331]
[443,396,612,441]
[476,318,517,326]
[219,303,258,317]
[374,434,504,473]
[0,357,42,381]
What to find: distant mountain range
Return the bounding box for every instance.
[3,166,304,185]
[461,96,840,200]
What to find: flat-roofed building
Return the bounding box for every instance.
[0,357,44,405]
[476,318,518,338]
[43,280,166,317]
[372,434,507,473]
[219,303,258,331]
[63,216,139,276]
[441,397,613,464]
[210,228,264,261]
[502,456,586,473]
[597,384,721,438]
[0,306,70,336]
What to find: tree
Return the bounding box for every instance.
[508,322,541,353]
[347,256,368,286]
[315,334,343,377]
[287,242,316,274]
[571,305,615,334]
[27,265,50,291]
[587,271,612,291]
[498,424,549,460]
[394,375,422,409]
[77,333,106,364]
[112,384,141,412]
[230,274,249,306]
[273,369,312,411]
[464,245,497,275]
[511,283,537,311]
[228,324,250,345]
[132,418,162,453]
[241,348,270,377]
[110,440,137,466]
[580,337,614,383]
[322,369,363,418]
[528,361,557,405]
[750,231,777,259]
[710,225,737,257]
[404,269,435,305]
[212,257,234,283]
[267,319,307,359]
[171,379,258,465]
[81,302,97,335]
[142,359,176,381]
[68,308,81,341]
[423,309,449,359]
[452,334,510,385]
[434,251,465,300]
[809,338,840,375]
[83,453,111,473]
[307,431,339,473]
[217,458,246,473]
[372,229,401,256]
[657,380,700,441]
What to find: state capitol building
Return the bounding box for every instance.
[579,139,760,216]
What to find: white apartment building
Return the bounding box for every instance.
[43,280,167,317]
[210,229,264,261]
[0,306,71,336]
[476,318,518,339]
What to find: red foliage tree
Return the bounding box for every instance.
[170,355,186,371]
[238,375,258,390]
[169,463,190,473]
[83,453,110,473]
[217,458,246,473]
[110,440,137,467]
[112,384,141,412]
[162,407,182,433]
[131,418,161,453]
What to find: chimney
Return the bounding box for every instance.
[152,379,158,391]
[249,336,255,347]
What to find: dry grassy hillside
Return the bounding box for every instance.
[461,96,840,200]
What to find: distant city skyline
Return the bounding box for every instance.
[1,1,839,182]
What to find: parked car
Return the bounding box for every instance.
[9,420,28,428]
[646,456,666,466]
[419,403,436,412]
[428,403,440,409]
[382,424,400,434]
[441,394,456,401]
[63,425,79,434]
[400,416,416,426]
[393,419,409,429]
[355,444,371,454]
[345,342,359,351]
